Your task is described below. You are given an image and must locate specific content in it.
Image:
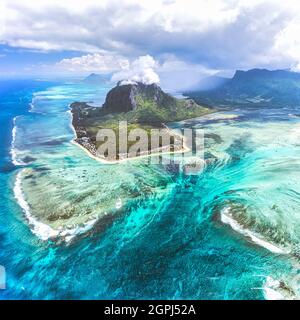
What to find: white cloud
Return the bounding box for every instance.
[57,52,129,73]
[2,0,300,73]
[54,52,218,89]
[273,18,300,71]
[157,55,220,90]
[158,56,217,74]
[111,55,160,85]
[54,52,216,90]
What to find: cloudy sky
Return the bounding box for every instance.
[1,0,300,88]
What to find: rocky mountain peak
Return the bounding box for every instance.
[102,81,177,113]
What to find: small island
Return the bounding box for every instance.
[70,81,213,162]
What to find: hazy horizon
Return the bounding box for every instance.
[1,0,300,90]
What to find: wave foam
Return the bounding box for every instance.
[11,117,26,166]
[263,276,285,300]
[14,170,99,243]
[14,170,59,240]
[220,207,289,254]
[60,217,99,243]
[29,95,39,113]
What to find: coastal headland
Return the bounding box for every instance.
[70,82,213,163]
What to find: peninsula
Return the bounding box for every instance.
[70,81,213,162]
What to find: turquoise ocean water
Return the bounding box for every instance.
[0,79,299,299]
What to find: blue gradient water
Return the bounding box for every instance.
[0,80,298,299]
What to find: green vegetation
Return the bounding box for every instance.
[113,94,212,124]
[184,69,300,108]
[71,85,213,160]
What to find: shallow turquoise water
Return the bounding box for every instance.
[0,80,299,299]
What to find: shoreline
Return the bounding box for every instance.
[69,107,194,165]
[14,170,60,241]
[14,169,101,243]
[220,207,289,255]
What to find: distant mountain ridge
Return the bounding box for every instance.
[83,73,111,84]
[232,68,300,80]
[184,68,300,108]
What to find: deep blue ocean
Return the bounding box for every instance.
[0,79,299,299]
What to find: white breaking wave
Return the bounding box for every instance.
[263,276,285,300]
[59,217,99,243]
[220,207,289,255]
[29,101,35,113]
[115,197,122,209]
[29,95,47,114]
[11,116,26,166]
[14,170,59,240]
[14,170,99,243]
[29,95,39,113]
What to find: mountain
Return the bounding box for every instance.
[101,81,211,124]
[70,82,213,161]
[83,73,111,84]
[103,82,179,113]
[184,69,300,108]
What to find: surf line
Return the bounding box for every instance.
[13,169,100,243]
[220,207,289,255]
